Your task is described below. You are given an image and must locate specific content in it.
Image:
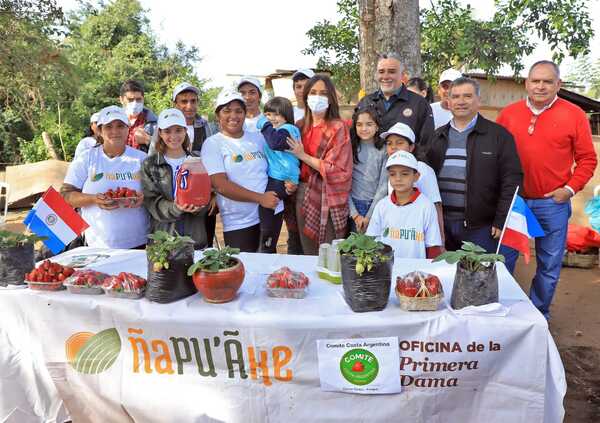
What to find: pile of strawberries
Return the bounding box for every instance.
[266,266,309,290]
[25,260,74,283]
[396,271,441,298]
[102,272,146,293]
[69,269,108,287]
[105,187,138,199]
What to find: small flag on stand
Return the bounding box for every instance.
[498,190,544,263]
[24,187,89,254]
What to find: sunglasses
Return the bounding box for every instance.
[528,114,538,135]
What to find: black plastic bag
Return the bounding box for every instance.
[145,243,196,303]
[340,245,394,312]
[0,244,35,286]
[451,263,498,309]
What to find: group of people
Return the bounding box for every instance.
[61,56,597,319]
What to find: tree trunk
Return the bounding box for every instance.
[358,0,421,94]
[41,132,59,160]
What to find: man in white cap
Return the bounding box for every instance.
[170,82,217,154]
[237,76,264,132]
[431,68,462,129]
[291,68,315,122]
[366,150,442,259]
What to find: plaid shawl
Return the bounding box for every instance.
[301,119,353,243]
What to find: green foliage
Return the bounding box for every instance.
[420,0,534,81]
[433,241,505,272]
[147,230,193,272]
[0,230,46,248]
[303,0,594,93]
[188,246,240,274]
[337,232,390,276]
[302,0,359,103]
[566,55,600,100]
[0,0,219,164]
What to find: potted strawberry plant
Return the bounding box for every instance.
[187,245,244,303]
[0,230,45,286]
[433,241,505,309]
[337,232,394,312]
[146,231,196,303]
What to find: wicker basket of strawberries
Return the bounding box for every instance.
[395,271,444,311]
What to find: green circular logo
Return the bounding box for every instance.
[340,348,379,386]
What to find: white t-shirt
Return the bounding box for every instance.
[74,136,98,159]
[164,155,187,195]
[201,131,282,232]
[431,102,453,129]
[388,161,441,204]
[186,125,195,143]
[293,106,305,123]
[367,192,441,259]
[64,146,149,248]
[243,114,263,133]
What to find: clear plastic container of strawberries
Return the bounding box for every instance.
[266,266,309,299]
[63,269,109,295]
[24,259,75,291]
[104,187,140,208]
[102,272,147,299]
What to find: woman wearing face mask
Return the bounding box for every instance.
[61,106,149,249]
[286,74,353,254]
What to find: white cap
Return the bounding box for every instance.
[380,122,416,144]
[172,82,199,101]
[439,69,462,84]
[98,106,129,126]
[215,90,245,111]
[292,68,315,79]
[237,76,262,94]
[90,112,100,124]
[158,108,186,129]
[386,150,419,171]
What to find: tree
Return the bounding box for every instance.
[566,56,600,100]
[302,0,360,103]
[304,0,595,97]
[358,0,421,94]
[0,0,218,164]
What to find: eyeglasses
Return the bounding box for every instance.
[528,114,539,135]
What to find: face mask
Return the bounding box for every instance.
[307,95,329,114]
[126,101,144,116]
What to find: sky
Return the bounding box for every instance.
[56,0,600,89]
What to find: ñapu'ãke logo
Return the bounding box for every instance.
[65,328,121,374]
[339,348,379,386]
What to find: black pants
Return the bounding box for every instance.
[258,177,287,253]
[223,224,260,253]
[205,213,217,247]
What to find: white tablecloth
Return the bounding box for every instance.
[0,247,566,423]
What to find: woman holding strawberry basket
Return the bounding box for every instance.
[61,106,149,249]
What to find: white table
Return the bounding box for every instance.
[0,247,566,423]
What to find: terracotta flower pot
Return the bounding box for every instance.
[191,258,245,303]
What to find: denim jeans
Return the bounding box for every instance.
[526,198,571,319]
[349,198,372,233]
[444,219,519,273]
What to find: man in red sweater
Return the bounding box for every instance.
[497,60,597,319]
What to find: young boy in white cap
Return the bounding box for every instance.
[291,68,315,122]
[431,68,462,129]
[366,151,442,259]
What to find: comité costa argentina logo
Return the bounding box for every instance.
[65,328,121,374]
[340,348,379,386]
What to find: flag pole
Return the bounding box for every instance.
[495,185,520,255]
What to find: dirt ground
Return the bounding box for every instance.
[2,210,599,422]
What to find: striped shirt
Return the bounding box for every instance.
[438,116,477,219]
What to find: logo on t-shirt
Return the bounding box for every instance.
[90,171,141,182]
[231,151,266,163]
[383,227,424,241]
